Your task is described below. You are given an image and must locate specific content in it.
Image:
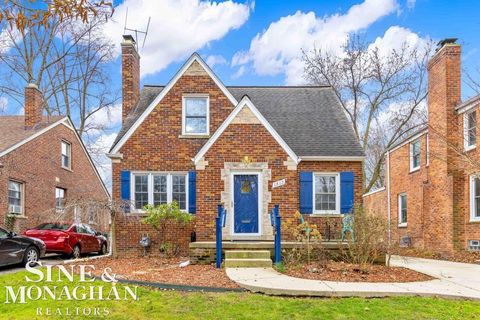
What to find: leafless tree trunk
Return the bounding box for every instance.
[303,35,433,192]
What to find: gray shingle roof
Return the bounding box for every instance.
[111,85,364,157]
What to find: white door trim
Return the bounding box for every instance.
[230,171,262,237]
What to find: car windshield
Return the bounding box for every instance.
[34,223,70,230]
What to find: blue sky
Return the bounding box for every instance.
[106,0,479,98]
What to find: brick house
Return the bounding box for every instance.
[108,35,364,257]
[0,83,109,232]
[363,39,480,256]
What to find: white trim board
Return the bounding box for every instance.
[389,129,428,153]
[110,53,238,154]
[193,96,299,164]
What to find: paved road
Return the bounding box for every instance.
[226,255,480,300]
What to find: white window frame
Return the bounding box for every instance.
[398,193,407,227]
[469,175,480,222]
[130,172,189,213]
[313,172,340,215]
[409,139,421,172]
[61,140,72,169]
[55,187,66,210]
[464,109,477,151]
[8,180,24,215]
[182,95,210,136]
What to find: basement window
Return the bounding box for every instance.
[469,175,480,222]
[410,139,421,172]
[464,110,477,151]
[182,96,209,135]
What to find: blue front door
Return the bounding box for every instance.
[233,174,259,234]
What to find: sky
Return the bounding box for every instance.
[3,0,480,188]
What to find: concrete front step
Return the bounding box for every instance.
[225,250,271,260]
[224,258,272,268]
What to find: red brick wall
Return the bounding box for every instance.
[363,188,387,217]
[387,133,429,249]
[121,39,140,122]
[112,70,236,256]
[112,67,363,256]
[0,123,108,232]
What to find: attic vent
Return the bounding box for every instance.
[468,240,480,251]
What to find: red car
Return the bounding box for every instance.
[24,223,108,259]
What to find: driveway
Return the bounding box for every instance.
[0,252,106,275]
[226,255,480,300]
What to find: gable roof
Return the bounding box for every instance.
[194,96,299,164]
[110,52,238,154]
[0,115,65,156]
[110,84,365,158]
[0,115,110,197]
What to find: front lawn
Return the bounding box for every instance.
[0,269,479,320]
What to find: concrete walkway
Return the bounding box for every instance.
[226,255,480,300]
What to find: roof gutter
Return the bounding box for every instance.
[299,156,365,162]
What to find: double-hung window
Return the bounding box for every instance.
[8,180,23,215]
[314,173,340,214]
[410,139,421,172]
[182,96,209,135]
[132,173,187,211]
[55,187,66,210]
[469,175,480,222]
[465,110,477,150]
[61,141,72,169]
[398,193,407,226]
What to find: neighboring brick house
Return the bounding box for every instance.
[0,84,109,232]
[108,35,364,257]
[363,39,480,256]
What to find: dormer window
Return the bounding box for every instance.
[410,139,421,172]
[182,96,209,135]
[464,110,476,151]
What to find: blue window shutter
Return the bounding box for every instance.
[120,171,131,212]
[188,171,196,214]
[340,171,355,214]
[299,171,313,214]
[120,171,131,200]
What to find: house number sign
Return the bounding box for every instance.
[272,179,286,189]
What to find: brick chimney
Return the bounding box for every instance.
[121,34,140,123]
[424,39,461,254]
[24,83,44,128]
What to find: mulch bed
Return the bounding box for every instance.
[82,256,240,289]
[284,261,433,282]
[396,248,480,264]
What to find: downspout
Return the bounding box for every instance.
[386,151,391,248]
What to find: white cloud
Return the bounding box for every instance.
[205,54,227,68]
[85,103,122,136]
[232,0,399,84]
[104,0,251,77]
[231,65,246,79]
[368,25,429,57]
[87,132,118,191]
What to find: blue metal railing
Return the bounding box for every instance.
[269,204,281,264]
[215,204,227,268]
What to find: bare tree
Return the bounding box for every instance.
[466,66,480,95]
[0,14,119,139]
[303,35,433,192]
[1,0,113,31]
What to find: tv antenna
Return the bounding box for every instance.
[123,8,151,51]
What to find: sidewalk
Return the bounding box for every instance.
[225,255,480,300]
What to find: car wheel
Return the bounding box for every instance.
[99,243,107,255]
[23,246,39,266]
[71,245,81,259]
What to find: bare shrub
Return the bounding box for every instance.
[342,206,388,270]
